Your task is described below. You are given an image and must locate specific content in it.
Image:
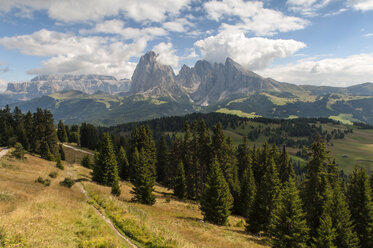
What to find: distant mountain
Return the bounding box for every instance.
[4,51,373,125]
[1,74,131,103]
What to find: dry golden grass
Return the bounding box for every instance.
[77,165,270,248]
[0,153,129,247]
[63,143,94,165]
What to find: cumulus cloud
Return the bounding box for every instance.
[349,0,373,11]
[0,29,147,79]
[194,31,306,70]
[153,42,179,67]
[0,0,191,23]
[286,0,334,16]
[257,54,373,86]
[163,18,193,32]
[80,20,167,41]
[204,0,308,36]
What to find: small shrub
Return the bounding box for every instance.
[11,142,25,160]
[49,171,58,178]
[56,159,64,170]
[81,155,92,168]
[165,195,171,203]
[60,177,75,188]
[35,177,51,186]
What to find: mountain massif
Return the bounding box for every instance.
[3,51,373,125]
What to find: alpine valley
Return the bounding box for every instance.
[4,51,373,126]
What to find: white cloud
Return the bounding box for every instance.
[0,80,7,92]
[153,42,179,67]
[364,33,373,37]
[194,31,306,70]
[0,0,191,23]
[0,29,147,79]
[163,18,193,32]
[257,54,373,86]
[80,20,167,41]
[349,0,373,11]
[204,0,308,36]
[286,0,334,16]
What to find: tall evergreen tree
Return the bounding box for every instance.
[197,119,210,198]
[117,146,129,180]
[269,176,309,248]
[131,148,156,205]
[237,136,252,179]
[174,160,187,200]
[239,166,256,217]
[347,166,373,248]
[94,134,119,186]
[278,145,294,183]
[57,120,68,143]
[59,144,65,161]
[200,157,233,225]
[303,138,331,237]
[156,136,169,184]
[247,157,280,233]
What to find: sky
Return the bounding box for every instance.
[1,0,373,91]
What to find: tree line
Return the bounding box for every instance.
[85,118,373,248]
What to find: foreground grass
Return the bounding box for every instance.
[77,166,269,248]
[0,153,129,247]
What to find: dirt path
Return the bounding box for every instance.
[0,148,10,159]
[62,144,94,156]
[68,167,138,248]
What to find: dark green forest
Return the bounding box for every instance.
[1,107,373,247]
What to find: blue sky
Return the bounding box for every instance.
[1,0,373,90]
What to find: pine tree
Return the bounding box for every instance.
[183,121,197,199]
[239,166,256,218]
[237,136,252,179]
[312,183,337,248]
[131,148,156,205]
[92,151,102,183]
[197,119,210,198]
[347,166,373,248]
[200,157,233,225]
[59,144,65,161]
[12,142,25,160]
[111,175,121,196]
[81,155,92,168]
[95,134,119,186]
[118,146,129,180]
[278,145,294,183]
[303,138,331,237]
[40,141,54,161]
[331,180,359,248]
[57,120,68,143]
[156,136,169,184]
[247,157,280,233]
[269,176,309,248]
[174,160,187,200]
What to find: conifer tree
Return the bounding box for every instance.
[95,134,119,186]
[303,138,331,237]
[131,148,156,205]
[200,157,233,225]
[237,136,252,179]
[92,151,102,183]
[197,119,210,197]
[183,121,197,199]
[174,160,187,200]
[312,183,337,248]
[111,175,121,196]
[40,141,54,161]
[59,144,65,161]
[278,145,294,183]
[81,155,92,168]
[57,120,68,143]
[247,157,280,233]
[269,176,309,248]
[347,166,373,248]
[118,146,129,180]
[239,166,256,217]
[156,136,169,184]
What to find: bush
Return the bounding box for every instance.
[81,155,92,168]
[35,177,51,186]
[11,142,25,160]
[49,171,58,178]
[56,159,64,170]
[60,177,75,188]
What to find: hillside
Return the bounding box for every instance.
[0,147,269,248]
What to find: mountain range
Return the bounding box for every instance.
[3,51,373,125]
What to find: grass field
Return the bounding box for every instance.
[0,146,270,248]
[0,152,130,247]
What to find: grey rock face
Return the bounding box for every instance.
[5,74,131,101]
[130,51,185,97]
